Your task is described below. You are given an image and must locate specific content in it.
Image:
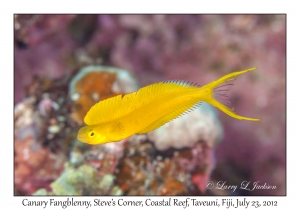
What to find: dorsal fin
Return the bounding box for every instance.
[84,81,198,125]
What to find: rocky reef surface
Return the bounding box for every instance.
[14,15,286,195]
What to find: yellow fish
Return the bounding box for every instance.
[78,67,260,145]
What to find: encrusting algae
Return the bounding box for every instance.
[69,66,139,123]
[71,71,121,122]
[78,67,260,145]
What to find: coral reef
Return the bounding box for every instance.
[15,14,286,196]
[34,163,122,196]
[14,65,137,195]
[15,74,77,153]
[14,97,42,141]
[14,135,65,195]
[20,63,220,195]
[114,136,213,195]
[14,96,66,195]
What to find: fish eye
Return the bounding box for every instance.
[88,131,95,138]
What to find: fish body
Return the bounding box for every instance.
[77,68,260,144]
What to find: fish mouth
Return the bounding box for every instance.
[77,126,88,143]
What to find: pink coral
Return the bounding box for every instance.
[14,136,65,195]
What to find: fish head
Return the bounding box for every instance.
[77,125,109,144]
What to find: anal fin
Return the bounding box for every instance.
[137,102,201,134]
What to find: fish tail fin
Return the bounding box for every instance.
[203,67,261,121]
